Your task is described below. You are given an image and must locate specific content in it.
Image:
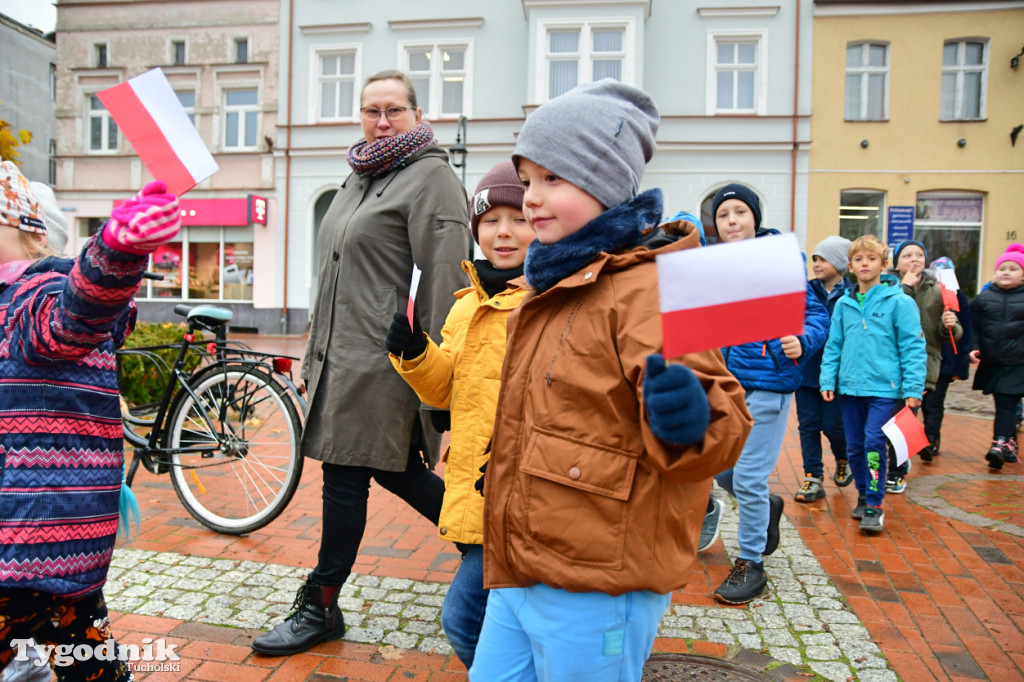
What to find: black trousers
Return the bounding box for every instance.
[993,393,1024,441]
[921,376,952,443]
[310,445,445,586]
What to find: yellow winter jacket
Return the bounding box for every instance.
[390,260,526,544]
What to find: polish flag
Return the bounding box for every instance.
[656,233,807,358]
[407,265,422,330]
[98,68,218,196]
[882,406,930,466]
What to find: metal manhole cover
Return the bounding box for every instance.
[643,654,773,681]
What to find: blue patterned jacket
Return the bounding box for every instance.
[0,234,142,597]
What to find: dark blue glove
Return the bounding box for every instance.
[643,353,710,446]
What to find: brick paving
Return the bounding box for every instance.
[96,334,1023,681]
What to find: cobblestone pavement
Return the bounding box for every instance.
[106,495,896,682]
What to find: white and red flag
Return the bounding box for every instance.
[656,232,807,358]
[882,406,929,466]
[98,68,218,196]
[406,265,422,330]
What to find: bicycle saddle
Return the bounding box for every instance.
[175,304,233,330]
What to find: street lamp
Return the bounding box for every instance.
[449,115,467,185]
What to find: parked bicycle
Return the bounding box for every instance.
[118,301,305,534]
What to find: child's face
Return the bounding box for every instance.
[850,250,885,286]
[517,158,605,245]
[896,245,926,276]
[714,199,756,243]
[477,205,534,270]
[994,261,1024,289]
[0,227,31,265]
[811,255,840,281]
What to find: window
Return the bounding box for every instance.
[541,22,630,101]
[95,43,108,68]
[941,40,987,120]
[839,190,885,241]
[88,95,117,152]
[48,139,56,185]
[707,31,766,115]
[405,44,468,118]
[139,227,254,301]
[223,89,258,149]
[49,63,56,101]
[318,52,356,120]
[235,38,248,64]
[915,193,983,297]
[176,90,196,126]
[845,42,888,121]
[172,41,186,66]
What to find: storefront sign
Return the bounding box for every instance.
[115,197,251,226]
[249,194,268,226]
[915,197,982,223]
[887,206,914,246]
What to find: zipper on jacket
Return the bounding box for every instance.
[862,319,868,330]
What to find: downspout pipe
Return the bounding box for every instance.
[281,0,294,333]
[790,0,801,233]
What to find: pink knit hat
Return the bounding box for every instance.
[995,244,1024,271]
[0,161,46,236]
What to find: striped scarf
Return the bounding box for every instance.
[347,122,436,179]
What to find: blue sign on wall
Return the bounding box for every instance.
[887,206,914,247]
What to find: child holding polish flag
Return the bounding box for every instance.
[820,235,926,533]
[0,161,182,680]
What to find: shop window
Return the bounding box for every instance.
[915,192,983,297]
[148,242,184,299]
[138,227,253,301]
[839,190,885,241]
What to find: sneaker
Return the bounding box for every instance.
[986,439,1006,470]
[697,498,723,552]
[763,494,784,556]
[794,475,825,503]
[851,496,868,520]
[1005,436,1019,464]
[713,558,767,605]
[860,506,885,532]
[833,459,853,487]
[885,474,907,494]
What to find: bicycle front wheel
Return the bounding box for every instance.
[167,365,303,534]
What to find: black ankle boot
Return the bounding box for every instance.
[251,581,345,655]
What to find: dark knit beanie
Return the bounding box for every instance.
[512,79,659,209]
[894,239,927,264]
[711,183,762,230]
[470,161,525,243]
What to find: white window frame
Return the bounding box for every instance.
[844,42,889,121]
[86,93,118,154]
[92,41,109,68]
[399,41,473,119]
[705,29,768,116]
[230,34,252,64]
[309,44,361,123]
[940,38,988,121]
[535,19,635,103]
[170,38,188,66]
[222,87,260,151]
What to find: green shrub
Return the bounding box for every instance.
[119,322,205,407]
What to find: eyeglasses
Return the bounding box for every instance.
[359,106,412,121]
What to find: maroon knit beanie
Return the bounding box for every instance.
[470,161,525,243]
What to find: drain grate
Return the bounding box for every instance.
[643,654,774,681]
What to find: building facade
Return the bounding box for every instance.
[0,13,57,185]
[54,0,280,330]
[277,0,814,330]
[808,0,1024,297]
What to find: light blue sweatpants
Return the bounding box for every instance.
[469,584,671,682]
[715,389,793,562]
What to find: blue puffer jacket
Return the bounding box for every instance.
[722,229,830,394]
[800,277,854,389]
[819,274,926,399]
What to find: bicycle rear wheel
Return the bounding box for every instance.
[167,365,303,534]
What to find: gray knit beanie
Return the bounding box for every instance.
[512,79,659,209]
[812,235,851,275]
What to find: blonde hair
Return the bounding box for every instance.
[848,235,888,264]
[19,230,58,260]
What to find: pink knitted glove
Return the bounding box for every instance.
[102,181,181,254]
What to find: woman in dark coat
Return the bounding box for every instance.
[252,70,470,655]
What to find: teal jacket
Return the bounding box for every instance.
[819,274,926,400]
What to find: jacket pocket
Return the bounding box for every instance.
[520,426,638,568]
